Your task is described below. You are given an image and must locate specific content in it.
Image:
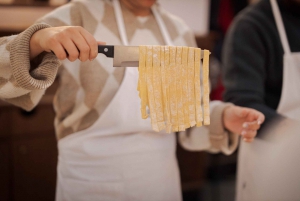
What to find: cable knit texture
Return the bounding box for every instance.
[0,23,60,111]
[10,23,60,90]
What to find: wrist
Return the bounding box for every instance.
[222,105,234,131]
[29,30,44,60]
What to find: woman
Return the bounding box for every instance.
[0,0,264,200]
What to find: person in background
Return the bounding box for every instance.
[222,0,300,200]
[0,0,264,200]
[209,0,249,101]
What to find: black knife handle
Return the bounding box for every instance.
[98,45,114,58]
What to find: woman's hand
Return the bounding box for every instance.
[30,26,105,61]
[223,105,265,143]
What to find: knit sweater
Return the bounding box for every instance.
[0,0,238,154]
[222,0,300,130]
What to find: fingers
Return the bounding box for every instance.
[240,120,261,143]
[45,26,101,62]
[62,38,80,62]
[241,129,257,143]
[241,129,256,138]
[243,138,254,143]
[241,120,261,143]
[245,108,265,124]
[49,40,67,60]
[71,35,90,62]
[242,120,261,130]
[78,28,98,61]
[256,112,265,125]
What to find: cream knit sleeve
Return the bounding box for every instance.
[0,23,60,111]
[178,101,240,155]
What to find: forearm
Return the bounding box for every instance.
[178,101,239,155]
[30,30,46,60]
[0,23,60,110]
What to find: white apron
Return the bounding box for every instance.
[55,1,182,201]
[236,0,300,200]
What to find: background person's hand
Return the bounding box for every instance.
[30,26,105,61]
[223,105,265,142]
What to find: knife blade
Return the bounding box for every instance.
[98,45,207,67]
[98,45,139,67]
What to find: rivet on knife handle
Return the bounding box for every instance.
[98,45,114,58]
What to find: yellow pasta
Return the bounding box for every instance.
[138,46,148,119]
[152,46,165,131]
[176,46,185,131]
[160,46,172,133]
[137,45,210,133]
[181,46,190,129]
[194,48,203,127]
[203,50,210,125]
[145,46,159,131]
[169,46,179,132]
[187,47,196,127]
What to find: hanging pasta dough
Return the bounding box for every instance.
[138,45,210,133]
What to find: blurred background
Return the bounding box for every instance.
[0,0,258,200]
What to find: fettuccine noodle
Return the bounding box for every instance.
[138,45,210,132]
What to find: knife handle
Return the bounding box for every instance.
[98,45,114,58]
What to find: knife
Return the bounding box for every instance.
[98,45,207,67]
[98,45,139,67]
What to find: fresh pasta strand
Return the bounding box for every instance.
[137,45,210,132]
[138,46,148,119]
[176,46,185,132]
[152,46,165,131]
[160,46,172,133]
[202,50,210,125]
[169,46,179,132]
[187,47,196,127]
[194,48,203,127]
[181,47,190,129]
[145,46,159,131]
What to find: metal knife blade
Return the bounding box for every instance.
[98,45,208,67]
[98,45,139,67]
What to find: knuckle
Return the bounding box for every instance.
[91,39,97,47]
[60,31,68,38]
[67,26,75,31]
[81,57,88,62]
[47,37,58,47]
[56,52,66,60]
[250,131,257,137]
[91,41,98,55]
[75,26,83,31]
[71,50,79,57]
[69,52,79,61]
[69,57,76,62]
[81,45,90,53]
[66,27,76,35]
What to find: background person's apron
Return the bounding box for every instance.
[55,1,182,200]
[236,0,300,200]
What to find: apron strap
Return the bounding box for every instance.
[112,0,173,46]
[152,5,173,46]
[270,0,291,54]
[112,0,129,46]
